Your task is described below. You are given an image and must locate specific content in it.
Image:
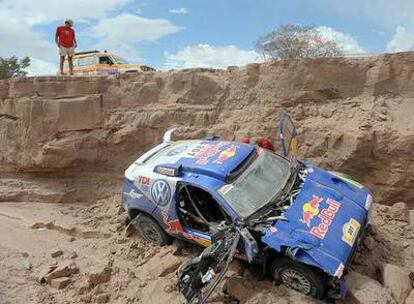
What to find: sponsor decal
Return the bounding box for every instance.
[138,176,150,185]
[265,226,278,237]
[161,212,211,247]
[123,189,143,200]
[166,145,188,156]
[156,166,176,176]
[213,145,238,164]
[187,142,227,165]
[218,184,234,195]
[310,198,341,239]
[300,196,323,227]
[334,263,345,278]
[151,180,171,206]
[342,218,361,246]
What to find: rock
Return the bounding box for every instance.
[44,261,79,284]
[364,236,376,250]
[346,271,395,304]
[74,277,92,296]
[50,277,71,289]
[96,293,110,304]
[227,260,245,278]
[68,237,76,242]
[51,249,63,258]
[70,251,78,259]
[156,254,182,277]
[406,290,414,304]
[223,277,255,303]
[38,265,58,283]
[382,264,413,303]
[88,265,112,286]
[389,202,410,222]
[164,285,174,293]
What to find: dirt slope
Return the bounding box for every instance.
[1,52,414,304]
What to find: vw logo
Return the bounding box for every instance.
[151,180,171,206]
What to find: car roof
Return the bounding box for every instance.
[126,139,255,186]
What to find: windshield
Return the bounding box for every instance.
[112,55,128,64]
[217,150,291,218]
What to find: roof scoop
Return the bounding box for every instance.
[163,128,176,143]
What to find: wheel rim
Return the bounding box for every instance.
[281,269,312,294]
[143,224,162,244]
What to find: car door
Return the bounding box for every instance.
[279,112,298,165]
[176,183,229,247]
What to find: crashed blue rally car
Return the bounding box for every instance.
[121,113,372,302]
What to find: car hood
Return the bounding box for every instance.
[261,164,371,278]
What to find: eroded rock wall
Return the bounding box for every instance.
[1,53,414,205]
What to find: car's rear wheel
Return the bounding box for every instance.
[134,214,172,246]
[271,257,326,299]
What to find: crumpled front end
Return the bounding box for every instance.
[262,164,371,282]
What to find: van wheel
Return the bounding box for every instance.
[271,257,326,299]
[134,214,172,246]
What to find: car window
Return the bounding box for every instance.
[177,184,226,233]
[217,150,290,218]
[77,56,95,67]
[99,56,113,65]
[112,55,128,64]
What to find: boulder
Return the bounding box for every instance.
[389,202,410,222]
[88,265,112,286]
[382,264,413,303]
[43,261,79,284]
[346,271,395,304]
[50,277,71,289]
[405,290,414,304]
[38,265,58,283]
[96,293,110,304]
[223,277,255,303]
[51,249,63,258]
[73,277,92,296]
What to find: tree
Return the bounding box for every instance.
[255,24,343,61]
[0,56,31,79]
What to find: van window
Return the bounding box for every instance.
[99,56,113,65]
[113,56,128,64]
[77,56,95,67]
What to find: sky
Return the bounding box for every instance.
[1,0,414,75]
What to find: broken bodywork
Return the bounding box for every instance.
[121,112,371,303]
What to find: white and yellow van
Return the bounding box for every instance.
[63,50,156,76]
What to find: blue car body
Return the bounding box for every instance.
[122,116,372,298]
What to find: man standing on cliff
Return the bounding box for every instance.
[55,19,77,75]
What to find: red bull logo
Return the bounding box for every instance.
[310,198,341,239]
[300,196,323,227]
[214,145,238,164]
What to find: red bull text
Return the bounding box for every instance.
[310,198,341,239]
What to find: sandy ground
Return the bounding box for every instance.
[0,195,413,304]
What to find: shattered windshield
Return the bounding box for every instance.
[217,150,291,218]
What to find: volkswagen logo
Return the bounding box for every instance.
[151,180,171,206]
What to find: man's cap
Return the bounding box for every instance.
[65,19,74,26]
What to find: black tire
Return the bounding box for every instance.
[271,257,326,299]
[134,214,172,246]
